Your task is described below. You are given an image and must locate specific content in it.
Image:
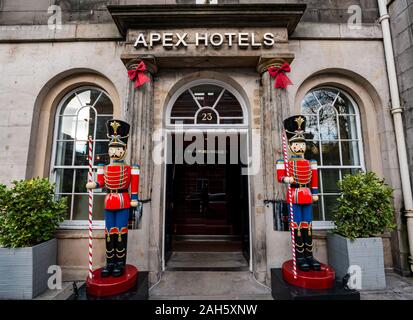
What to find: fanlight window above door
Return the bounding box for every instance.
[168,84,246,126]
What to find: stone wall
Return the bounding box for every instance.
[0,0,379,25]
[389,0,413,201]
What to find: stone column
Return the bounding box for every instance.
[255,57,293,283]
[257,58,292,202]
[123,57,157,200]
[123,57,160,281]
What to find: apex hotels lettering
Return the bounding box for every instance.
[134,32,277,49]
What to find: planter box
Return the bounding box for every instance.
[0,238,57,299]
[327,234,386,290]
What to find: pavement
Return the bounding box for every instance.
[360,272,413,300]
[34,270,413,300]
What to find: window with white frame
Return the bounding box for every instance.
[301,87,365,222]
[51,86,113,225]
[168,83,246,127]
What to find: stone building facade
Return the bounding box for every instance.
[0,0,411,286]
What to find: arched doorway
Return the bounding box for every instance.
[163,79,251,271]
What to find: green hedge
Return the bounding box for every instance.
[332,171,396,240]
[0,178,67,248]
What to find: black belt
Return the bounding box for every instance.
[290,184,309,188]
[108,189,129,193]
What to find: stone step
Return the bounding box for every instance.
[166,251,249,270]
[149,271,273,300]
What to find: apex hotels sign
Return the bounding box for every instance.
[133,32,278,49]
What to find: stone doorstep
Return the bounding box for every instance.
[149,271,272,300]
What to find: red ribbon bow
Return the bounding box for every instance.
[128,61,150,88]
[268,62,293,89]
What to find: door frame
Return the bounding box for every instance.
[161,128,252,271]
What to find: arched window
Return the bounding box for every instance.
[301,87,365,223]
[167,82,246,127]
[51,86,113,224]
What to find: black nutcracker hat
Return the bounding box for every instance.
[283,115,307,143]
[106,119,130,148]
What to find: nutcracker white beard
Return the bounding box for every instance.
[109,146,126,161]
[289,141,306,156]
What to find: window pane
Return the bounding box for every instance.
[215,90,243,118]
[311,200,322,221]
[301,92,319,115]
[72,195,105,220]
[74,169,88,193]
[94,141,110,166]
[341,141,360,166]
[321,169,340,193]
[58,116,77,140]
[339,115,358,140]
[220,118,243,124]
[323,195,339,221]
[74,141,88,165]
[55,141,74,165]
[95,93,113,114]
[76,88,102,107]
[72,195,89,220]
[171,91,199,117]
[196,108,218,124]
[304,115,319,140]
[341,168,361,181]
[334,92,356,114]
[170,118,195,124]
[54,169,74,193]
[313,89,338,108]
[60,93,82,115]
[93,195,106,221]
[319,106,338,140]
[75,107,96,141]
[191,85,222,108]
[304,140,320,163]
[321,141,340,165]
[96,116,112,139]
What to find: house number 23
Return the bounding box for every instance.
[202,112,213,121]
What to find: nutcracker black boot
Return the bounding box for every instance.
[294,227,310,272]
[112,229,128,277]
[302,223,321,271]
[101,230,116,278]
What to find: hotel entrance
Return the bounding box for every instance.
[162,80,251,271]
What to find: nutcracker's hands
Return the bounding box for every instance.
[86,182,97,189]
[312,195,319,202]
[130,200,138,207]
[283,177,294,184]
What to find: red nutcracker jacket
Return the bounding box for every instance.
[276,156,318,204]
[95,163,140,210]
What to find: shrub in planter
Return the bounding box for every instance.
[327,171,395,290]
[0,178,67,299]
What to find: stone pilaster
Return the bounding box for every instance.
[123,56,161,281]
[123,57,157,201]
[257,58,292,202]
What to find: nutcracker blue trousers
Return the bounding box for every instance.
[288,204,313,224]
[105,208,129,231]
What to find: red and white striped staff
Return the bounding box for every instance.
[282,130,297,279]
[87,135,94,279]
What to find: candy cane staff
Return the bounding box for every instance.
[276,115,321,272]
[86,120,140,278]
[87,135,94,280]
[281,130,297,278]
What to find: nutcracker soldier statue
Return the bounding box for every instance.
[86,119,140,278]
[276,115,321,272]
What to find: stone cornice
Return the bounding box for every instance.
[107,4,306,37]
